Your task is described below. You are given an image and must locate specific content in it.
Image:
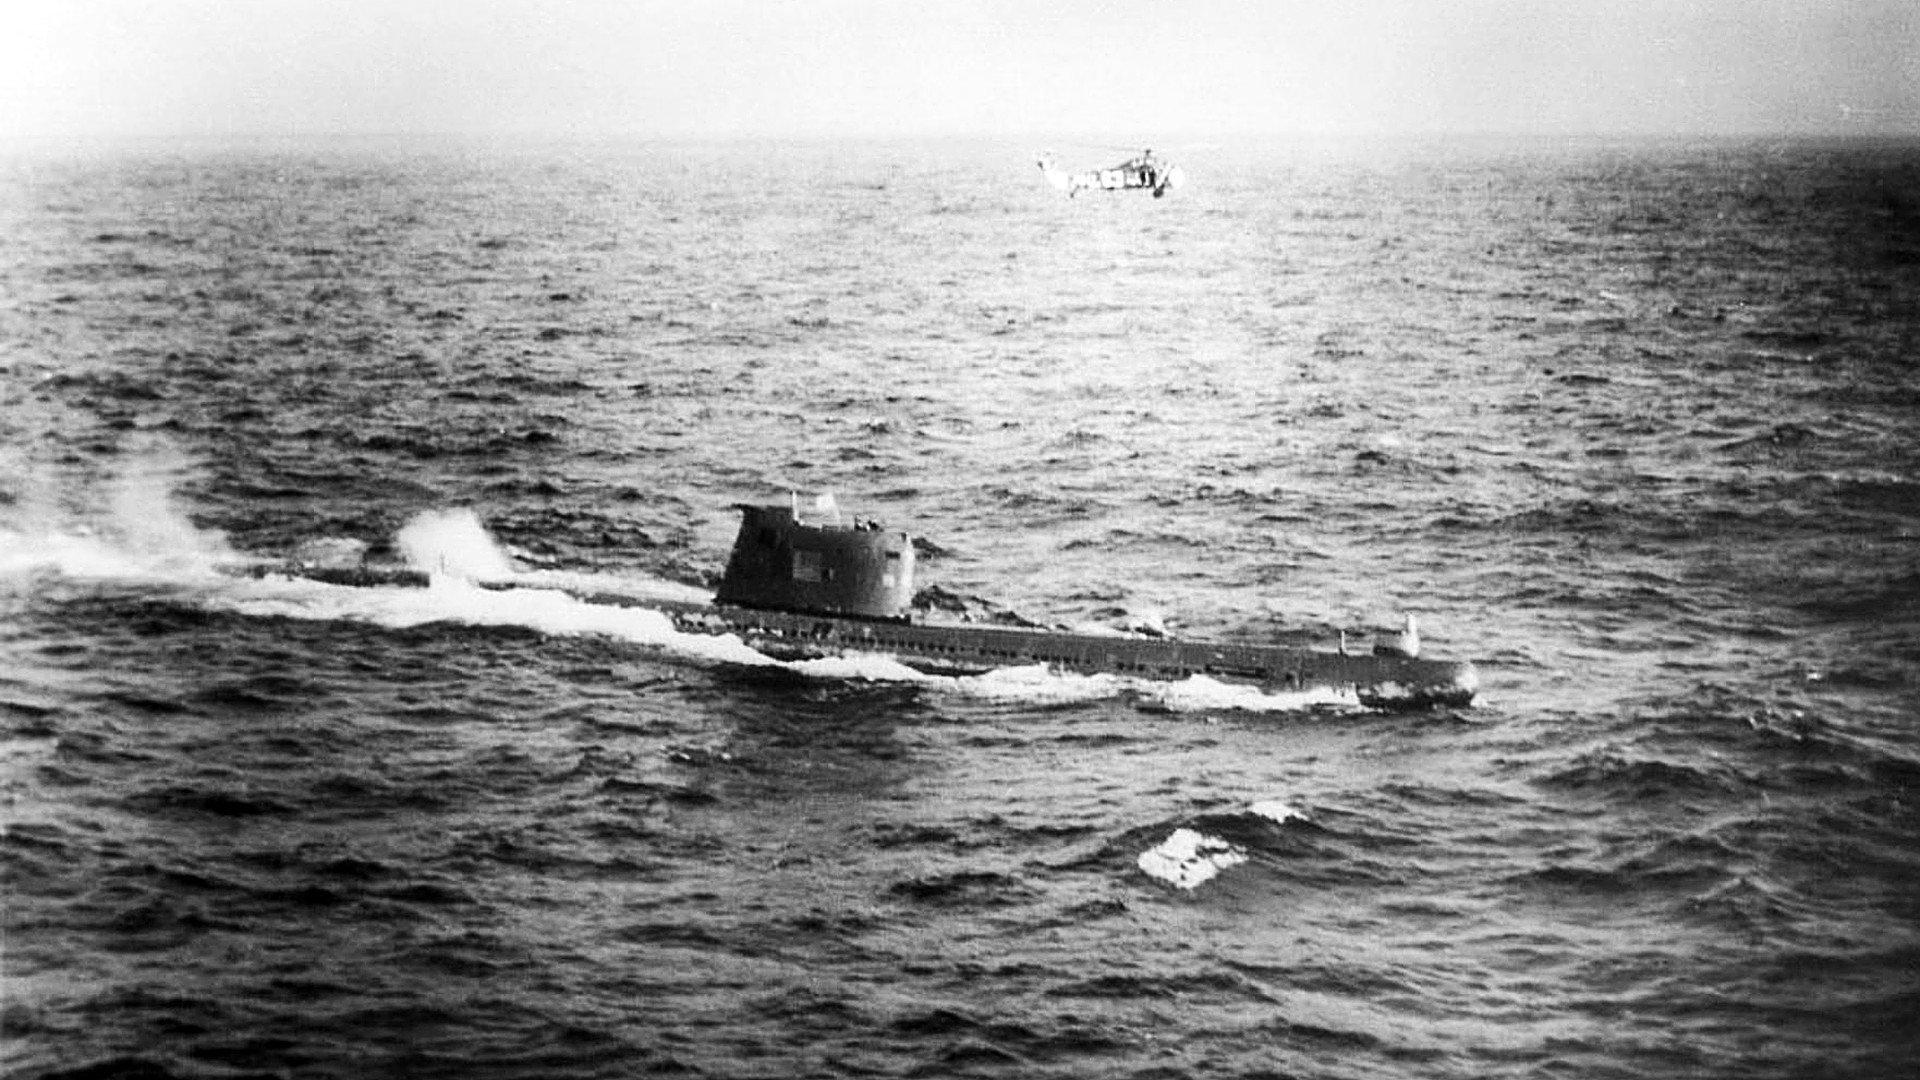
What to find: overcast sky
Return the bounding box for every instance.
[3,0,1915,140]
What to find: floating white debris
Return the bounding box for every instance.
[1137,827,1247,890]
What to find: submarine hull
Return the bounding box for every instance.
[230,564,1477,709]
[662,602,1476,710]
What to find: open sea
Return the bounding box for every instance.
[3,134,1918,1079]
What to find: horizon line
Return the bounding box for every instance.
[6,127,1920,146]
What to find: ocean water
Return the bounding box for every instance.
[3,134,1918,1079]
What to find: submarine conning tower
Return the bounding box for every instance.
[715,503,916,619]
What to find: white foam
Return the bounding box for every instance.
[209,572,779,669]
[1250,799,1307,825]
[1137,672,1362,715]
[0,527,225,587]
[929,666,1361,714]
[1138,827,1248,890]
[949,663,1127,703]
[787,653,933,683]
[1,529,110,580]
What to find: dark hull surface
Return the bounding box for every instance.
[242,565,1478,709]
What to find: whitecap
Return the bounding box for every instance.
[1250,799,1307,825]
[1137,827,1248,890]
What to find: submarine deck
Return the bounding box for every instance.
[655,600,1476,709]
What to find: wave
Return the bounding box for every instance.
[1135,800,1312,890]
[1535,750,1748,800]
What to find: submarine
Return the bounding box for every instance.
[252,501,1478,710]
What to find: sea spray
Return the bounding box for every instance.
[105,447,233,569]
[0,444,233,584]
[396,509,517,580]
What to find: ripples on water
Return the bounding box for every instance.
[3,136,1918,1078]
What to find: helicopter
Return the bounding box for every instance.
[1036,147,1186,198]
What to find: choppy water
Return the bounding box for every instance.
[3,135,1918,1079]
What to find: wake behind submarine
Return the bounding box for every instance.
[256,501,1478,710]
